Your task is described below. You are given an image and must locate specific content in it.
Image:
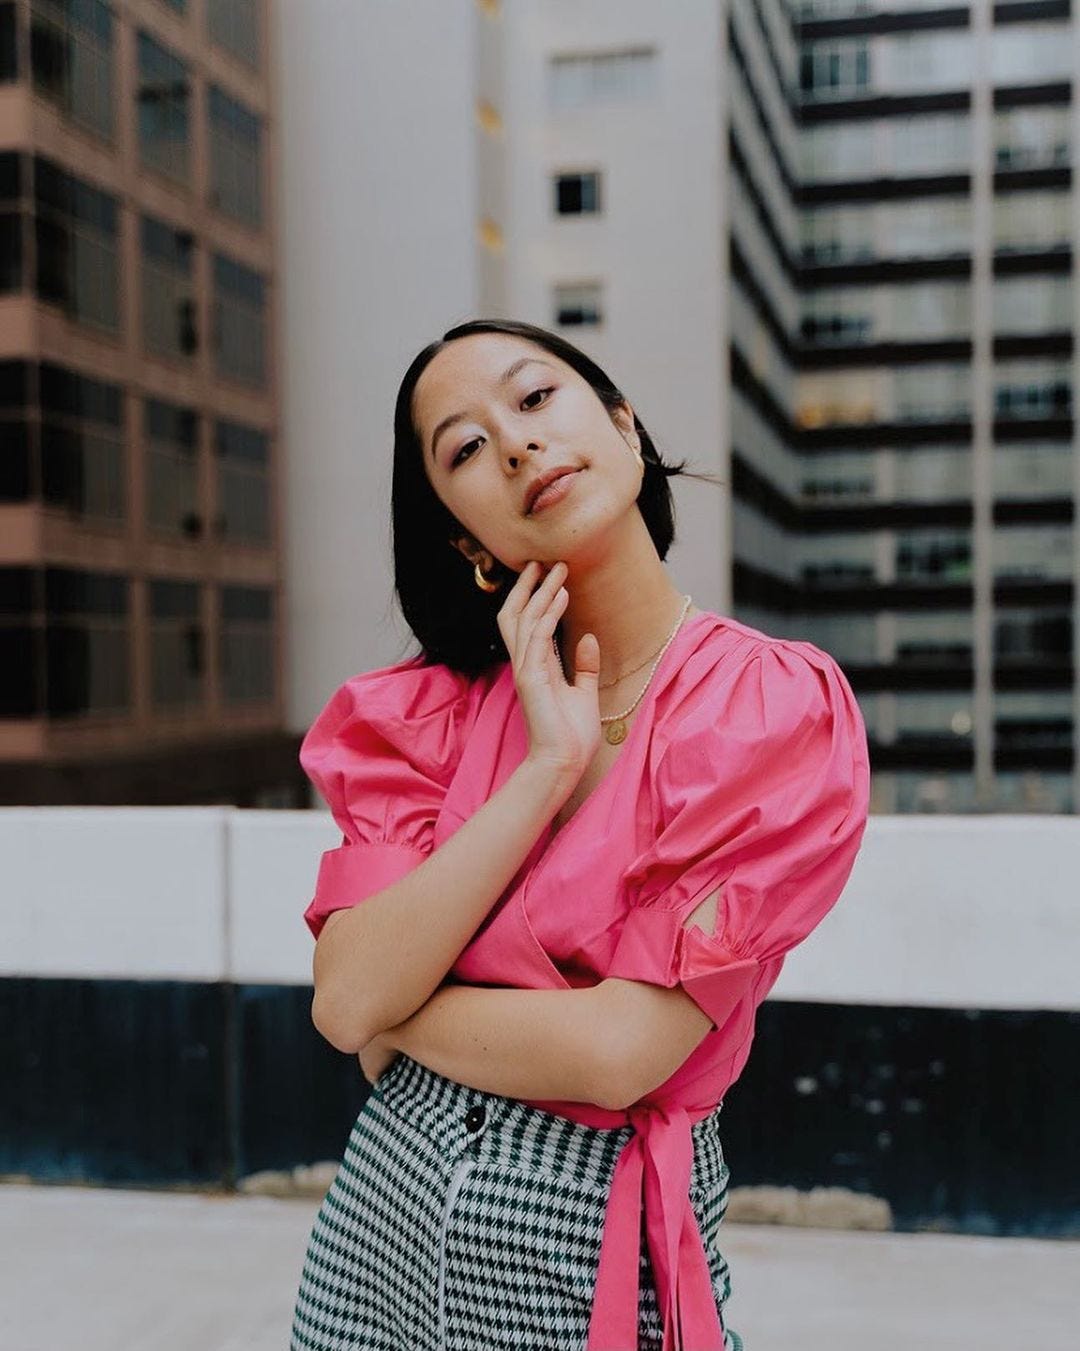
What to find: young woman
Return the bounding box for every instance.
[290,319,871,1351]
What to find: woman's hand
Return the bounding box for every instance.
[498,559,601,775]
[357,1029,400,1087]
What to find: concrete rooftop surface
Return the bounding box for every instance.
[2,1182,1076,1350]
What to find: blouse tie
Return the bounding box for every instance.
[586,1101,725,1351]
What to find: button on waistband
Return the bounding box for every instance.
[464,1105,486,1132]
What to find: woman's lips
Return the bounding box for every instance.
[528,469,582,515]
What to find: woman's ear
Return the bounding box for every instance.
[611,400,638,442]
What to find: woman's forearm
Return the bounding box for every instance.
[382,982,620,1109]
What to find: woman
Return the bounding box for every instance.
[290,318,871,1351]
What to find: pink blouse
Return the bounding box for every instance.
[299,609,871,1351]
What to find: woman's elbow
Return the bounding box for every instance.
[311,985,372,1056]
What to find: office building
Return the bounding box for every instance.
[0,0,295,805]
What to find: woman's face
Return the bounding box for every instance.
[413,333,643,573]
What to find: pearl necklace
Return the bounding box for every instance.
[555,594,693,746]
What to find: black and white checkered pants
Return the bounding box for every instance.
[291,1052,743,1351]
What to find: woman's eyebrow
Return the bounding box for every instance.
[428,357,559,459]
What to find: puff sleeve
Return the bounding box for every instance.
[299,653,472,940]
[606,639,870,1032]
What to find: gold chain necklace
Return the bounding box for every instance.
[554,595,693,746]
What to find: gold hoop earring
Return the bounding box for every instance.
[474,560,501,592]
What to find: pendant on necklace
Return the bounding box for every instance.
[604,719,628,745]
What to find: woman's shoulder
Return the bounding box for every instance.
[660,609,858,751]
[301,651,495,779]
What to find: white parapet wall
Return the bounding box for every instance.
[1,808,1077,1011]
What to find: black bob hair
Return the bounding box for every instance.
[390,317,723,679]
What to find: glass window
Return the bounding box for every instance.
[993,191,1070,251]
[216,418,270,544]
[893,771,978,814]
[800,40,870,99]
[33,155,119,331]
[994,106,1070,170]
[994,691,1072,750]
[554,280,602,327]
[993,525,1073,582]
[0,150,22,293]
[136,30,190,183]
[141,214,197,360]
[894,364,970,422]
[39,361,123,522]
[145,397,199,537]
[29,0,113,140]
[207,84,262,227]
[991,25,1072,85]
[894,691,974,743]
[993,771,1073,814]
[791,613,877,664]
[0,3,17,81]
[212,251,266,385]
[548,48,657,109]
[799,532,877,587]
[993,276,1072,335]
[801,288,873,345]
[800,450,877,502]
[881,32,971,93]
[44,566,129,716]
[554,171,601,215]
[149,578,204,708]
[993,443,1071,499]
[994,606,1071,662]
[895,530,972,582]
[894,610,973,665]
[207,0,258,68]
[220,584,274,703]
[994,360,1071,420]
[0,360,31,504]
[894,446,970,500]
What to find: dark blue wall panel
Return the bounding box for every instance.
[3,978,1077,1238]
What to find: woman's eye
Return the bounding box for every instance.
[452,440,481,466]
[523,386,554,409]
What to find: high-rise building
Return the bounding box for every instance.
[471,0,1077,814]
[0,0,296,805]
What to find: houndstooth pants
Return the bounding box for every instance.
[290,1052,743,1351]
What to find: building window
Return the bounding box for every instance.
[33,156,120,332]
[220,584,273,704]
[993,443,1071,500]
[29,0,113,140]
[993,525,1073,583]
[0,151,22,292]
[993,276,1072,336]
[0,3,17,81]
[895,531,972,584]
[212,251,266,386]
[207,84,262,227]
[141,214,197,360]
[554,281,602,327]
[136,30,190,184]
[0,360,31,504]
[554,170,601,216]
[215,419,270,544]
[45,566,130,716]
[145,397,199,537]
[548,49,657,110]
[799,41,870,99]
[149,579,203,709]
[994,691,1072,751]
[207,0,258,68]
[994,107,1069,171]
[994,362,1072,420]
[39,361,124,522]
[995,607,1071,663]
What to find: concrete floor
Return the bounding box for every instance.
[1,1182,1076,1350]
